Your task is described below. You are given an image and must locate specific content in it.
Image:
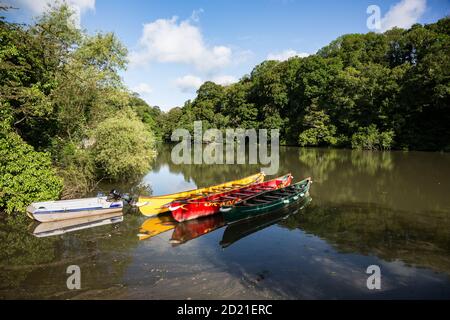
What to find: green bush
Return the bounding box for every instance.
[90,110,157,180]
[0,131,63,214]
[298,126,338,147]
[58,143,96,199]
[351,125,395,150]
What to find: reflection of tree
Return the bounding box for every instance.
[280,203,450,275]
[155,145,394,189]
[0,215,58,291]
[350,150,393,175]
[297,148,393,182]
[294,147,450,213]
[0,215,142,299]
[156,144,261,188]
[297,148,340,182]
[148,145,450,213]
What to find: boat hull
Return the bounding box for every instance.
[29,207,123,222]
[137,172,265,216]
[27,197,123,222]
[169,174,293,222]
[222,178,312,221]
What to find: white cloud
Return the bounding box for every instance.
[174,75,204,92]
[132,83,153,95]
[211,75,237,86]
[267,49,310,61]
[13,0,95,28]
[174,74,237,93]
[129,16,232,72]
[380,0,427,32]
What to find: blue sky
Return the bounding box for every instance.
[5,0,450,111]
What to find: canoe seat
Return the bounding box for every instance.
[262,195,281,200]
[233,192,253,197]
[241,202,263,206]
[270,191,295,197]
[244,190,262,193]
[253,199,272,203]
[251,188,272,192]
[221,195,239,200]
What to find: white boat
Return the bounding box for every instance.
[26,197,123,222]
[31,212,124,238]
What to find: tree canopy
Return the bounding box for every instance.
[0,4,158,213]
[161,18,450,151]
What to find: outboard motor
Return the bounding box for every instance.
[106,189,135,209]
[121,193,134,205]
[108,189,122,202]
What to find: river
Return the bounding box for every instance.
[1,146,449,299]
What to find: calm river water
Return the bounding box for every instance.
[1,146,450,299]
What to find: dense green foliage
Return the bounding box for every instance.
[129,94,164,140]
[90,111,157,180]
[0,130,63,214]
[351,124,395,150]
[161,18,450,151]
[0,5,158,213]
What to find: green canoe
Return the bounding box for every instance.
[220,177,312,222]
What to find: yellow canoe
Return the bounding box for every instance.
[137,172,265,216]
[137,215,177,240]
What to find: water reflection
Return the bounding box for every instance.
[138,214,177,241]
[1,145,449,299]
[0,214,141,299]
[138,195,312,249]
[31,213,124,238]
[280,202,450,276]
[147,144,261,190]
[150,145,450,213]
[221,197,312,248]
[140,145,450,277]
[170,215,226,246]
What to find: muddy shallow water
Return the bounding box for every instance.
[1,146,449,299]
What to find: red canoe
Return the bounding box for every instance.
[168,173,293,222]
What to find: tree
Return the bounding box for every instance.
[298,99,337,147]
[129,94,163,139]
[351,125,394,150]
[223,81,258,129]
[132,17,449,151]
[90,110,157,180]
